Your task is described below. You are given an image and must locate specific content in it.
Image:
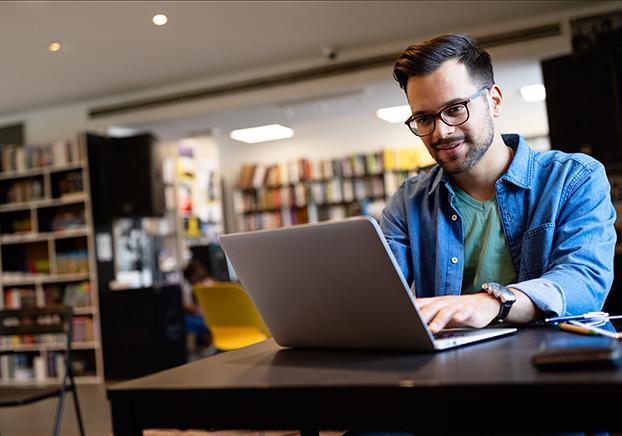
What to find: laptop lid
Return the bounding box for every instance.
[219,216,515,351]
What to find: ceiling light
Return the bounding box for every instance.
[107,126,142,138]
[520,84,546,102]
[48,42,61,52]
[230,124,294,144]
[152,14,168,26]
[376,105,412,123]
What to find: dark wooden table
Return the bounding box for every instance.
[107,327,622,435]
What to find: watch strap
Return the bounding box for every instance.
[493,300,514,324]
[481,282,516,324]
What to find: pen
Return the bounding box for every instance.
[545,311,608,324]
[558,322,598,336]
[562,320,622,340]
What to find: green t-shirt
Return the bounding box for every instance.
[453,186,517,293]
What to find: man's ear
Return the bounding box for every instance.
[489,84,503,118]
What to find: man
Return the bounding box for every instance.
[381,34,616,334]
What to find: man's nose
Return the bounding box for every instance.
[432,117,455,141]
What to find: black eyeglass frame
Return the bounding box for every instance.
[404,85,492,137]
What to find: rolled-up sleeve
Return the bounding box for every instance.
[512,162,616,316]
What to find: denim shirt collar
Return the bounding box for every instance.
[427,133,534,195]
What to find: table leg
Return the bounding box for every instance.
[110,398,142,436]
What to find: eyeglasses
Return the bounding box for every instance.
[404,86,491,137]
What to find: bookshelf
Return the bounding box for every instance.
[0,139,103,384]
[161,139,224,270]
[233,148,429,232]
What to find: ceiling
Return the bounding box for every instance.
[0,1,609,117]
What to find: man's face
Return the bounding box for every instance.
[405,59,496,175]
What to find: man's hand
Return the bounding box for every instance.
[416,293,501,334]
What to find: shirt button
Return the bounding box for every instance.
[451,257,459,264]
[451,214,458,221]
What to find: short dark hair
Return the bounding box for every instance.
[393,34,494,93]
[183,259,211,285]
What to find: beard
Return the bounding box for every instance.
[430,113,495,175]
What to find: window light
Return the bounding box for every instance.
[376,105,412,123]
[520,84,546,102]
[230,124,294,144]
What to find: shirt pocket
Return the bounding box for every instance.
[520,222,555,278]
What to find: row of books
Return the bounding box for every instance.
[0,352,65,382]
[0,212,85,236]
[0,332,66,347]
[0,315,95,344]
[0,141,84,174]
[309,178,385,206]
[383,170,420,197]
[3,287,37,309]
[49,210,86,231]
[0,315,95,349]
[234,183,307,213]
[3,282,91,309]
[55,171,83,197]
[72,316,94,342]
[2,216,31,233]
[40,281,92,308]
[1,178,44,204]
[235,176,387,214]
[2,251,85,276]
[0,316,93,345]
[315,203,363,222]
[235,199,387,232]
[236,208,310,232]
[234,170,420,215]
[314,200,386,223]
[61,282,92,307]
[236,148,430,189]
[57,250,89,274]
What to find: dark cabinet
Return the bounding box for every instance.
[542,47,622,163]
[99,285,186,380]
[86,132,165,220]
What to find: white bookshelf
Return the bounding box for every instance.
[0,138,103,384]
[233,149,426,232]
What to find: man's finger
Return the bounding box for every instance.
[451,306,474,324]
[429,304,465,333]
[419,300,451,324]
[414,297,439,309]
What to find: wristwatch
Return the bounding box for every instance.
[480,282,517,324]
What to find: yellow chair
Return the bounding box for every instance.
[193,282,271,351]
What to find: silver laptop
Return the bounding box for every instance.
[219,216,516,351]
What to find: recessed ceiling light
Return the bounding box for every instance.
[48,42,61,52]
[230,124,294,144]
[376,105,412,123]
[520,84,546,102]
[152,14,168,26]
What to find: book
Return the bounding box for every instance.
[252,164,267,189]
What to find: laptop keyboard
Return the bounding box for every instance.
[433,329,477,339]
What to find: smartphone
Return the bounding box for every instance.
[531,333,621,370]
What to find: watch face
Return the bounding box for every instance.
[486,282,517,303]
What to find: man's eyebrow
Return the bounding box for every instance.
[412,96,466,117]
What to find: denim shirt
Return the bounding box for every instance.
[380,134,617,317]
